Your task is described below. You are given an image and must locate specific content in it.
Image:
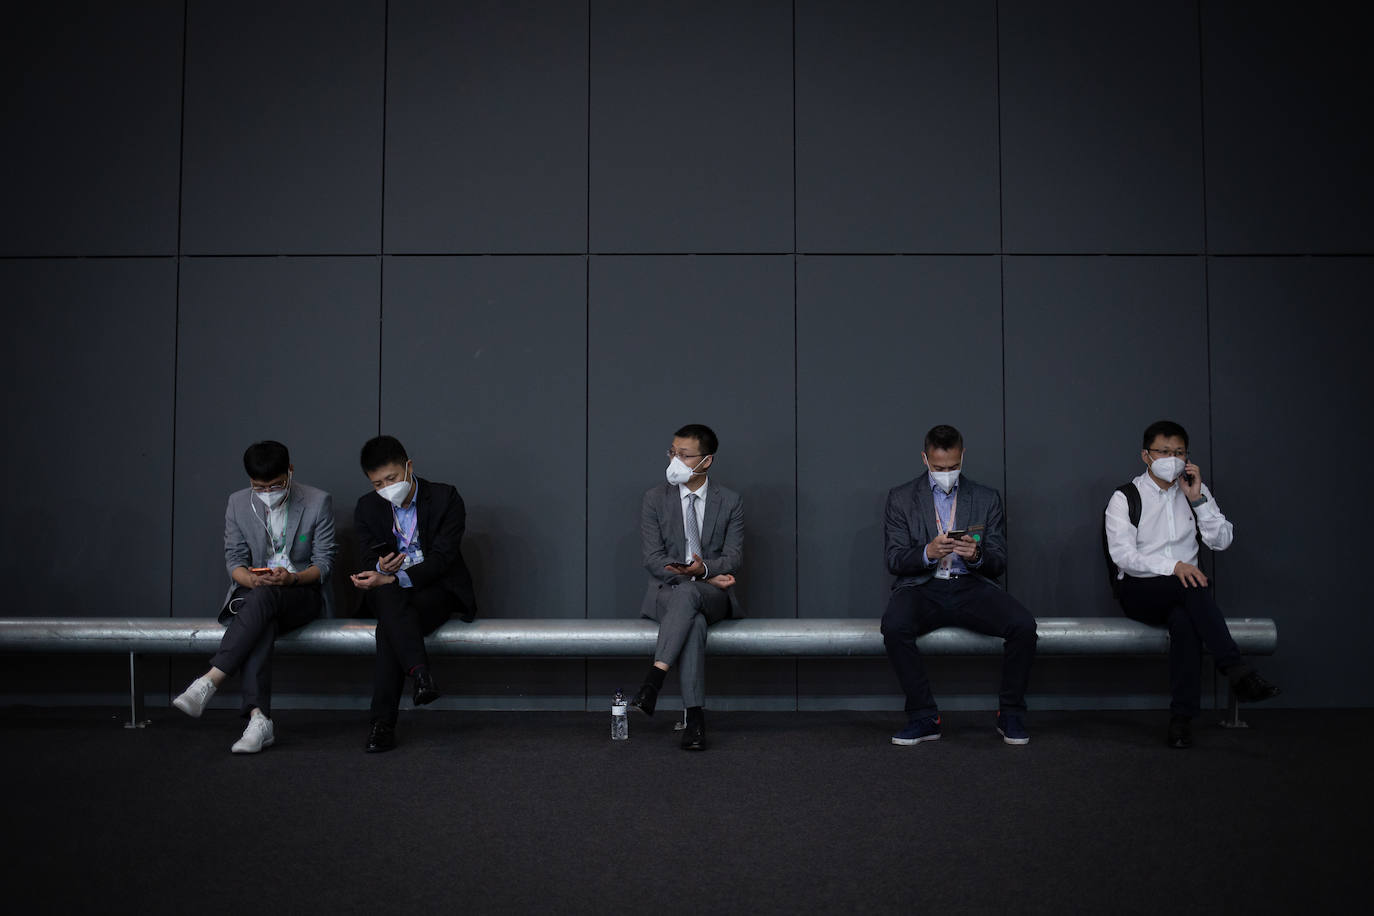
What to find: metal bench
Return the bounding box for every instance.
[0,616,1277,728]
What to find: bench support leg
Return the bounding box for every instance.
[1218,684,1248,729]
[124,651,150,730]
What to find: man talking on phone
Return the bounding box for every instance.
[880,424,1038,747]
[351,435,476,753]
[1105,419,1280,748]
[629,423,742,751]
[172,440,336,754]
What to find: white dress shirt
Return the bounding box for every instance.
[1105,470,1233,578]
[677,479,709,567]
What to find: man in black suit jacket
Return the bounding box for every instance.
[881,425,1037,747]
[350,435,476,752]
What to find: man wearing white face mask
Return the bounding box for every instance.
[351,435,477,753]
[881,424,1038,747]
[172,440,336,754]
[630,423,743,751]
[1105,419,1280,748]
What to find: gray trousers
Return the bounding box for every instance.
[642,580,730,708]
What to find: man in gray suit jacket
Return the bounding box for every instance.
[881,425,1037,747]
[172,440,336,754]
[629,423,743,751]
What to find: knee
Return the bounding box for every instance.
[1006,613,1038,646]
[880,607,916,641]
[666,585,703,615]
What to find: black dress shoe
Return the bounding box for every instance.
[412,669,440,707]
[366,720,396,753]
[681,709,706,751]
[1167,716,1193,749]
[1232,671,1281,703]
[629,683,658,717]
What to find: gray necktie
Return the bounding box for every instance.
[685,493,701,563]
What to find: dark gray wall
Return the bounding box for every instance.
[4,0,1371,710]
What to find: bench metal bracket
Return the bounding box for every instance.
[123,651,150,729]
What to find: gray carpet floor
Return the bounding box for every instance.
[1,706,1364,914]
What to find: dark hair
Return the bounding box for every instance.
[1141,420,1189,450]
[923,425,963,453]
[360,435,409,473]
[674,423,719,457]
[243,440,290,480]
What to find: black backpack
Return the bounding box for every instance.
[1103,482,1201,598]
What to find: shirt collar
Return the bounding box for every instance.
[678,479,708,504]
[1136,470,1174,496]
[928,476,957,496]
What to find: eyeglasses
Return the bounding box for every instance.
[666,449,703,461]
[250,480,290,493]
[1146,448,1188,459]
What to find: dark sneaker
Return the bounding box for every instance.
[1231,671,1281,703]
[891,714,941,746]
[996,712,1030,746]
[1167,716,1193,749]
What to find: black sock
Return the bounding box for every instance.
[686,705,704,724]
[644,666,666,690]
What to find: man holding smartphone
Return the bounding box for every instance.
[629,423,742,751]
[881,424,1038,747]
[350,435,476,753]
[1105,419,1280,748]
[172,440,336,754]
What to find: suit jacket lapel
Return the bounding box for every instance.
[914,474,937,541]
[701,485,723,548]
[953,479,969,531]
[665,484,685,560]
[414,478,429,544]
[281,486,305,556]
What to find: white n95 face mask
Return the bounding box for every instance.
[1151,456,1185,483]
[378,468,412,507]
[666,456,709,486]
[930,468,960,494]
[256,473,291,508]
[257,488,287,509]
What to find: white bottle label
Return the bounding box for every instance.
[612,703,627,716]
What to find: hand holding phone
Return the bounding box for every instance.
[945,529,967,540]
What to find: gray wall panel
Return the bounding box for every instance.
[587,256,796,619]
[589,0,792,252]
[796,255,1004,618]
[384,0,588,253]
[0,259,176,616]
[1003,256,1208,614]
[795,0,999,253]
[381,256,587,619]
[172,258,381,618]
[1202,2,1374,253]
[1000,0,1204,253]
[1209,258,1374,707]
[1,1,183,256]
[180,0,385,254]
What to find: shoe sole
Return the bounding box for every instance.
[231,736,274,754]
[172,696,205,718]
[997,728,1030,746]
[891,733,941,746]
[413,691,441,707]
[629,704,655,718]
[365,743,396,753]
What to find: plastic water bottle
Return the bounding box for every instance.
[611,689,629,740]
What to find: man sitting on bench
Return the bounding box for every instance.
[172,440,336,754]
[1104,419,1280,748]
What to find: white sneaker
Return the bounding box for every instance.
[231,712,275,754]
[172,676,217,718]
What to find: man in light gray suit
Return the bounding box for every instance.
[629,423,743,751]
[881,425,1037,747]
[172,440,336,754]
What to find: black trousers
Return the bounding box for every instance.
[1116,574,1244,718]
[210,584,321,718]
[369,581,459,724]
[881,577,1038,719]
